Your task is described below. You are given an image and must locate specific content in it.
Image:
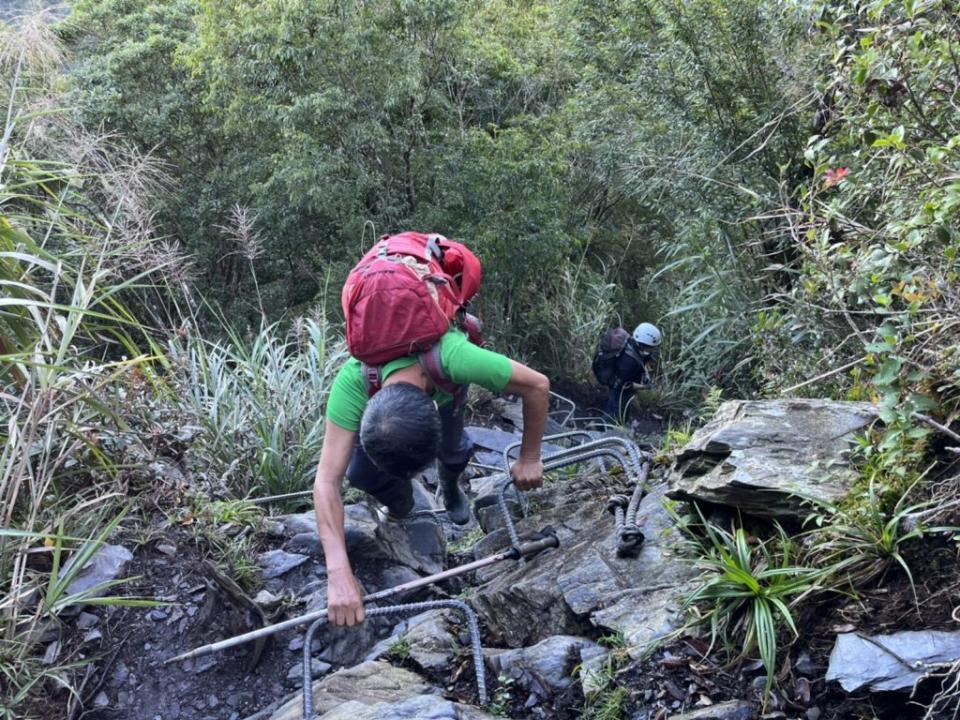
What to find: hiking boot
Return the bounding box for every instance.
[439,467,471,526]
[377,476,414,522]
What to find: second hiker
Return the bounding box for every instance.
[592,322,661,423]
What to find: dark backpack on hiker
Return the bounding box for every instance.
[591,327,630,387]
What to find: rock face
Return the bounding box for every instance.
[265,660,434,720]
[486,635,608,694]
[365,610,460,672]
[316,695,499,720]
[826,630,960,692]
[472,479,696,658]
[667,399,877,518]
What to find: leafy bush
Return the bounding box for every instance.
[759,0,960,475]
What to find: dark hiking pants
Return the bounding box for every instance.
[345,400,474,509]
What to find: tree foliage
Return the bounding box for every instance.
[59,0,959,433]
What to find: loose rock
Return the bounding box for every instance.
[486,635,608,695]
[61,544,133,600]
[826,630,960,692]
[257,550,309,579]
[285,658,332,687]
[665,700,757,720]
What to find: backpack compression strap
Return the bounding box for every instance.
[419,344,467,409]
[361,349,466,408]
[360,363,383,398]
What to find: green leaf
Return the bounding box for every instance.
[873,357,903,385]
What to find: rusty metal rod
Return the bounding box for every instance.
[163,534,559,665]
[302,599,486,717]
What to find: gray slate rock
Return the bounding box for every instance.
[668,399,877,518]
[76,612,99,629]
[297,587,382,667]
[257,550,309,579]
[264,660,434,720]
[473,481,696,657]
[465,426,522,452]
[62,544,133,597]
[665,700,757,720]
[365,610,458,672]
[285,531,322,556]
[279,511,317,537]
[319,695,498,720]
[466,425,563,457]
[284,658,331,687]
[486,635,608,694]
[826,630,960,692]
[373,480,446,575]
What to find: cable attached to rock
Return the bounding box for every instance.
[495,438,650,558]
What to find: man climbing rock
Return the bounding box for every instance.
[592,322,661,424]
[312,231,550,627]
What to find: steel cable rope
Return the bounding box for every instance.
[302,599,485,718]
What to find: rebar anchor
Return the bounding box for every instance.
[606,494,645,556]
[302,599,486,718]
[495,438,651,556]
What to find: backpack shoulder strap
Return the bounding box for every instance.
[360,362,383,398]
[419,344,466,408]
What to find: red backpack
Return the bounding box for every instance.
[341,231,482,368]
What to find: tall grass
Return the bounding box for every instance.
[669,505,825,704]
[1,13,177,717]
[171,314,345,499]
[515,264,616,382]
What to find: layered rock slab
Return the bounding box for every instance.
[668,399,877,518]
[472,479,696,658]
[826,630,960,692]
[265,660,496,720]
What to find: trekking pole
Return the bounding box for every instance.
[163,533,559,665]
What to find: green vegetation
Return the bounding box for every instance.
[1,15,175,717]
[448,525,485,554]
[3,0,960,717]
[386,637,412,661]
[489,673,518,717]
[579,638,631,720]
[581,686,628,720]
[671,508,824,701]
[172,317,343,497]
[654,421,694,464]
[807,479,959,607]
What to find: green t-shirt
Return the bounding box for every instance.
[326,329,513,432]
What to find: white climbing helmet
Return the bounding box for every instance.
[632,322,661,348]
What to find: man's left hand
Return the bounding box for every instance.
[511,457,544,491]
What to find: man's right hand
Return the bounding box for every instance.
[327,567,365,626]
[511,457,544,491]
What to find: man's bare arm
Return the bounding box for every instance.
[503,360,550,490]
[313,420,365,626]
